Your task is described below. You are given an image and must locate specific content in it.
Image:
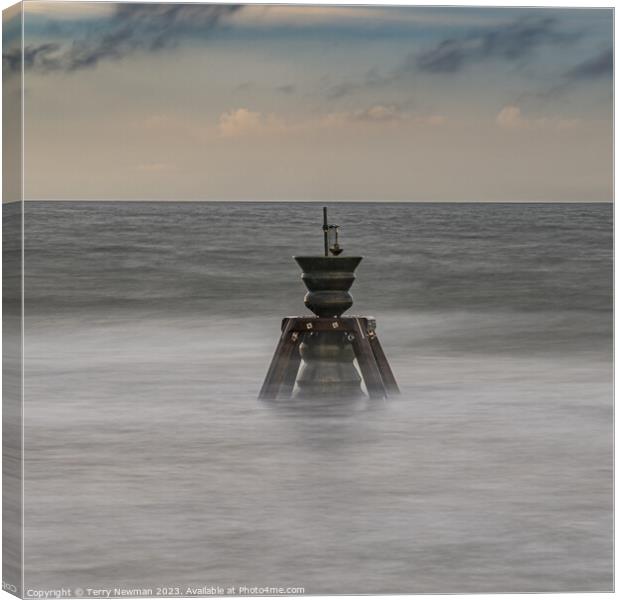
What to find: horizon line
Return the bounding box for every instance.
[12,199,614,204]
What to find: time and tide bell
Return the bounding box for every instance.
[259,207,399,400]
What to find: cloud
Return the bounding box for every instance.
[218,108,286,137]
[24,3,114,19]
[496,105,580,131]
[326,104,444,126]
[238,5,507,29]
[3,3,241,74]
[325,67,394,100]
[565,47,612,81]
[352,104,404,122]
[521,47,613,100]
[218,105,445,137]
[496,105,525,129]
[416,16,576,74]
[275,84,297,95]
[3,43,61,73]
[323,14,580,98]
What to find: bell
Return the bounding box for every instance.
[327,224,343,256]
[330,242,343,256]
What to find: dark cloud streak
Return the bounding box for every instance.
[3,43,61,73]
[323,15,581,98]
[3,3,241,74]
[326,67,394,100]
[565,47,612,81]
[519,47,613,102]
[415,16,576,74]
[275,84,296,94]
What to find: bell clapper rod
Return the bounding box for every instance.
[323,206,329,257]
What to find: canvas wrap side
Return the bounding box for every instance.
[3,3,24,597]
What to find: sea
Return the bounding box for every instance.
[20,201,612,593]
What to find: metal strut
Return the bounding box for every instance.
[259,316,399,400]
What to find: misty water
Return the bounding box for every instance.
[23,202,612,593]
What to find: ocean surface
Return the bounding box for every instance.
[22,202,612,593]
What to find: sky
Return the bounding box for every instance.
[3,2,614,201]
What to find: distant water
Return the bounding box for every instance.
[23,202,612,593]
